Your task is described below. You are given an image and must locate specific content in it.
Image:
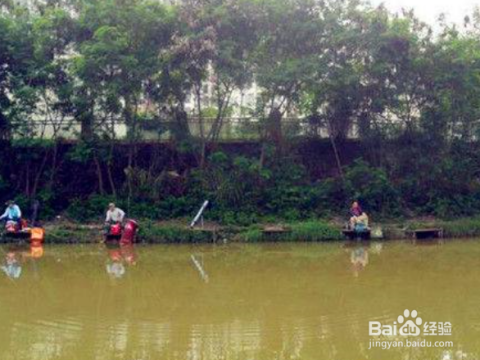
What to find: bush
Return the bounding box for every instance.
[344,159,400,217]
[9,137,480,224]
[156,196,198,219]
[309,179,346,216]
[0,175,10,201]
[66,195,118,222]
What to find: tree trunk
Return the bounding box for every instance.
[194,84,207,167]
[47,141,59,191]
[32,149,50,198]
[0,112,11,141]
[124,95,136,206]
[107,143,117,197]
[327,118,344,180]
[93,153,105,195]
[80,114,94,141]
[264,108,284,162]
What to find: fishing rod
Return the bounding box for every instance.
[190,200,209,229]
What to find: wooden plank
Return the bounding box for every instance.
[3,231,31,239]
[414,228,443,240]
[343,229,371,240]
[262,225,289,233]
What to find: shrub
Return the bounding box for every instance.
[344,159,400,217]
[310,179,346,216]
[66,195,118,222]
[156,196,198,219]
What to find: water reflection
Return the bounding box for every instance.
[0,242,44,280]
[441,349,468,360]
[413,237,445,246]
[345,242,384,277]
[190,253,209,283]
[350,245,369,276]
[0,242,478,360]
[105,241,137,279]
[1,248,22,279]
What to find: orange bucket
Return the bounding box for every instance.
[30,228,45,242]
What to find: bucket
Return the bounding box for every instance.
[120,219,138,244]
[30,228,45,242]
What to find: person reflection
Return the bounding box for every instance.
[105,241,137,279]
[350,246,369,277]
[1,242,45,280]
[1,249,22,279]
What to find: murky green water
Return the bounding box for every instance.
[0,240,478,360]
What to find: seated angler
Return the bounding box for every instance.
[349,201,369,232]
[0,200,22,228]
[105,203,126,235]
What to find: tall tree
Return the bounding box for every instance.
[71,0,176,199]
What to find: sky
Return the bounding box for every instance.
[370,0,479,26]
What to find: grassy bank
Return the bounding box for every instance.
[34,219,343,244]
[406,217,480,239]
[236,221,343,242]
[8,217,480,244]
[46,223,102,243]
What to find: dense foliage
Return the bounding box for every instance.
[2,0,480,223]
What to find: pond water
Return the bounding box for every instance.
[0,240,478,360]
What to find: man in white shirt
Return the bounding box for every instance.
[105,203,126,224]
[104,203,126,236]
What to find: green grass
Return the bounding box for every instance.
[43,221,216,243]
[138,221,213,243]
[285,221,343,241]
[407,216,480,238]
[439,217,480,238]
[238,221,342,242]
[237,227,263,242]
[47,226,98,243]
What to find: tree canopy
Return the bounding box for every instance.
[2,0,480,220]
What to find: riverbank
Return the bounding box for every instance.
[16,216,480,244]
[44,220,344,243]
